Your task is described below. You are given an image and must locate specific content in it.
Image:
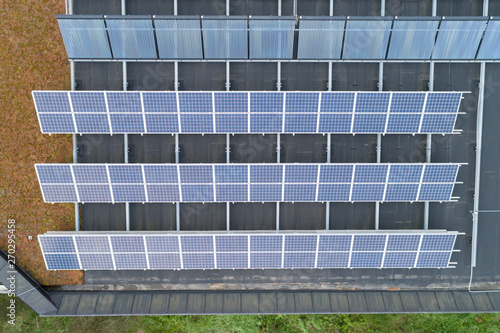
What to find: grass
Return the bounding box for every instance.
[0,0,82,285]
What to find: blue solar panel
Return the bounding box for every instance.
[75,236,111,252]
[390,93,426,113]
[284,253,316,268]
[74,114,110,133]
[432,20,487,59]
[112,185,146,202]
[285,165,318,183]
[352,114,387,132]
[214,92,248,113]
[70,92,107,113]
[149,253,181,269]
[297,18,345,59]
[356,93,391,113]
[384,184,419,201]
[217,253,247,269]
[250,253,282,268]
[284,114,317,133]
[321,92,356,113]
[179,165,213,183]
[416,252,451,268]
[317,184,351,201]
[142,92,177,113]
[45,254,80,270]
[154,18,203,59]
[350,252,383,268]
[343,19,392,59]
[477,20,500,59]
[425,93,461,113]
[73,165,108,183]
[389,165,423,183]
[383,252,417,268]
[33,92,71,113]
[251,114,282,133]
[250,92,283,113]
[41,185,78,202]
[108,165,143,183]
[214,165,247,183]
[420,114,457,133]
[107,92,142,113]
[181,185,214,202]
[39,232,457,270]
[354,165,388,183]
[387,20,439,59]
[77,185,112,202]
[147,185,180,201]
[181,236,213,252]
[106,18,157,59]
[318,114,352,133]
[216,184,247,201]
[317,252,350,268]
[36,165,73,183]
[284,184,316,201]
[420,235,455,251]
[144,165,178,183]
[180,114,213,133]
[418,184,454,201]
[285,92,319,113]
[216,114,247,133]
[250,165,283,183]
[109,114,144,133]
[202,19,248,59]
[250,184,282,201]
[57,17,111,59]
[145,114,179,133]
[423,165,458,183]
[249,19,295,59]
[387,114,421,133]
[179,92,212,113]
[38,114,75,133]
[352,235,386,251]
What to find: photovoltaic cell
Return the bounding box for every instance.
[39,232,457,270]
[387,20,439,59]
[432,20,487,59]
[249,19,295,59]
[477,20,500,59]
[57,18,111,59]
[202,19,248,59]
[297,18,345,59]
[154,18,203,59]
[343,19,392,59]
[106,18,157,59]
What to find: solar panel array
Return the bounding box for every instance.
[38,231,457,270]
[32,91,462,134]
[35,163,460,203]
[57,15,500,60]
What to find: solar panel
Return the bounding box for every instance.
[39,231,458,270]
[105,17,157,59]
[35,163,461,203]
[343,18,392,59]
[249,18,295,59]
[297,17,345,59]
[432,19,487,59]
[56,16,111,59]
[202,18,248,59]
[33,91,463,135]
[387,19,439,59]
[154,17,203,59]
[477,20,500,60]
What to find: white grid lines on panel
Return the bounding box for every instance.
[69,165,81,203]
[105,165,115,204]
[281,235,285,269]
[213,235,217,269]
[108,236,117,270]
[247,164,251,202]
[314,234,320,268]
[176,91,182,133]
[140,92,147,133]
[281,164,286,202]
[383,92,393,134]
[349,164,356,201]
[104,92,113,135]
[347,235,354,268]
[247,92,251,133]
[418,92,429,134]
[67,92,78,133]
[72,236,83,270]
[416,164,426,201]
[143,235,150,269]
[178,235,184,269]
[414,234,424,268]
[212,165,217,202]
[141,165,149,202]
[380,234,389,268]
[350,92,358,133]
[382,164,391,202]
[316,92,322,133]
[212,92,216,133]
[282,92,286,133]
[315,164,321,201]
[247,235,251,268]
[177,164,183,201]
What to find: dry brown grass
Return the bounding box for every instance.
[0,0,83,285]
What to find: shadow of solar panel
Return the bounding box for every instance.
[106,17,157,59]
[57,17,111,59]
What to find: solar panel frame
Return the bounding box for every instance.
[297,16,346,59]
[105,16,158,59]
[476,18,500,60]
[39,231,458,271]
[33,91,463,135]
